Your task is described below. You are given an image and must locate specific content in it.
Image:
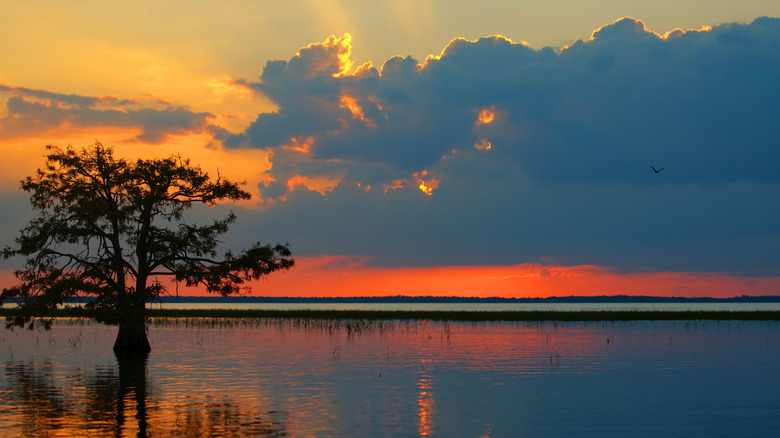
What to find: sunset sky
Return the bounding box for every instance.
[2,0,780,298]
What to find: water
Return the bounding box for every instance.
[2,318,779,437]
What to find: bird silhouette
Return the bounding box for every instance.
[650,165,666,174]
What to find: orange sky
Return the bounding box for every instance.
[250,257,780,298]
[2,5,780,299]
[4,257,779,298]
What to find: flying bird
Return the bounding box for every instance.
[650,165,666,174]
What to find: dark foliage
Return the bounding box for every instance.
[1,142,294,340]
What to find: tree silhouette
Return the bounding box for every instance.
[1,142,294,352]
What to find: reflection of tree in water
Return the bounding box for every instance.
[3,360,70,435]
[82,365,122,431]
[172,399,288,437]
[2,356,288,437]
[2,358,127,436]
[115,352,149,436]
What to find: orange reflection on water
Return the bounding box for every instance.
[418,363,435,436]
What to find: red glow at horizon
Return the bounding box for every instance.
[157,256,780,299]
[1,258,777,300]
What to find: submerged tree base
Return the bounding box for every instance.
[113,313,151,353]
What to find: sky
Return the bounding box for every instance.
[2,0,780,298]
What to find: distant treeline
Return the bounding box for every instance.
[144,294,780,304]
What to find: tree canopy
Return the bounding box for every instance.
[1,142,294,352]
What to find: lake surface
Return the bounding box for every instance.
[2,318,779,437]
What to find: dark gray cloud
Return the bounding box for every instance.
[218,17,780,273]
[0,85,214,143]
[235,17,780,185]
[237,168,780,274]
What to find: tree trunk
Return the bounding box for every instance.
[113,309,151,353]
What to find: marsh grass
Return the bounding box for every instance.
[148,315,406,335]
[2,308,780,334]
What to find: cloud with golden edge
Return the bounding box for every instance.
[559,16,717,50]
[383,180,405,194]
[339,95,376,127]
[476,106,496,126]
[587,16,661,41]
[413,170,440,196]
[280,136,314,154]
[474,139,492,150]
[424,34,531,68]
[287,34,354,78]
[286,174,341,196]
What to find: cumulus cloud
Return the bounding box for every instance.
[236,17,780,197]
[0,85,215,143]
[226,17,780,274]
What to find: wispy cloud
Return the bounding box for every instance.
[0,85,215,143]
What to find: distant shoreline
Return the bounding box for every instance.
[5,295,780,322]
[144,309,780,321]
[3,308,780,321]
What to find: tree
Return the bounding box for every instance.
[1,142,294,353]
